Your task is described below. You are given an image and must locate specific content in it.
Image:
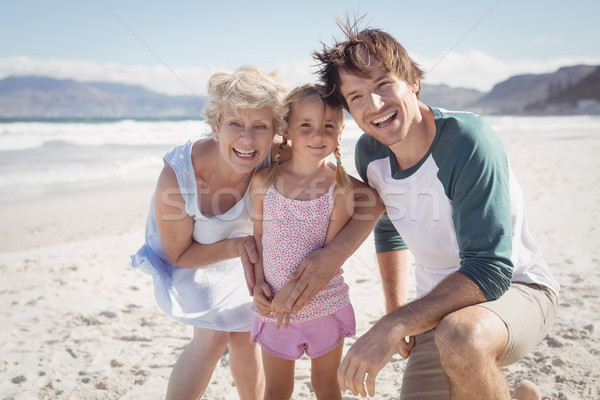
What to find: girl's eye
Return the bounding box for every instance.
[325,123,335,129]
[349,94,361,103]
[300,123,311,128]
[377,81,390,89]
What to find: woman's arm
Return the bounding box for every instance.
[286,176,384,312]
[154,163,257,269]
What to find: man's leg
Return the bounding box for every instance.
[400,330,450,400]
[435,305,511,399]
[434,283,557,400]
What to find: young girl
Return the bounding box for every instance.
[250,83,355,400]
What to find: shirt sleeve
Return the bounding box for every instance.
[355,134,408,254]
[436,114,514,300]
[374,212,408,253]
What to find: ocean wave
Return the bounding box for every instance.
[1,116,598,203]
[0,119,211,151]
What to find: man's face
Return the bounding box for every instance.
[339,59,419,147]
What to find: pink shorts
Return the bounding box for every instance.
[251,304,356,360]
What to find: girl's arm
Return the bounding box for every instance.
[324,181,355,245]
[154,163,258,271]
[250,171,272,314]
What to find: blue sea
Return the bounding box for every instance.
[1,115,599,203]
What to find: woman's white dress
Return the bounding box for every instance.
[132,139,269,331]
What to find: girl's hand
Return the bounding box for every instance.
[270,283,295,329]
[237,236,259,296]
[253,281,272,316]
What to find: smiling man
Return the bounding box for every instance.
[313,22,560,400]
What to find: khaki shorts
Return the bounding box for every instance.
[400,283,558,399]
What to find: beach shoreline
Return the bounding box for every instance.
[1,134,599,399]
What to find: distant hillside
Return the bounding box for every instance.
[420,84,483,110]
[0,76,205,119]
[468,65,598,114]
[524,66,600,113]
[1,65,599,119]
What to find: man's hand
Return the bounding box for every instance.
[238,236,258,296]
[395,336,415,358]
[285,248,337,312]
[337,315,401,397]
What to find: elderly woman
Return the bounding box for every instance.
[132,66,288,400]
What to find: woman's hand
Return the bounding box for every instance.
[237,235,259,296]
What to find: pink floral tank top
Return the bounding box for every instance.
[256,181,351,323]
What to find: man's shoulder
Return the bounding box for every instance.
[356,133,389,162]
[434,108,491,140]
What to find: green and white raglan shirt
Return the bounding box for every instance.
[355,107,560,301]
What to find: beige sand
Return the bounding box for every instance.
[1,135,598,399]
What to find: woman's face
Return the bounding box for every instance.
[214,105,276,174]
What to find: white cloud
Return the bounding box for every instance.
[0,56,317,96]
[414,49,600,92]
[2,52,599,96]
[0,56,215,96]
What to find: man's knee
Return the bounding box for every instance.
[434,307,507,363]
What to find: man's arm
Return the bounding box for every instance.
[377,249,412,313]
[286,177,384,311]
[338,271,486,397]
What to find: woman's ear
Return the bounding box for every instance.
[210,124,219,141]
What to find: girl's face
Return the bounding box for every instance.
[285,97,343,163]
[214,105,276,174]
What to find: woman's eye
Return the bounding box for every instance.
[255,124,267,130]
[229,121,241,127]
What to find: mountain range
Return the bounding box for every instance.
[0,64,599,119]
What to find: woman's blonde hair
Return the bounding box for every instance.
[202,65,287,134]
[262,83,350,190]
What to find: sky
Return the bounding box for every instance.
[1,0,600,96]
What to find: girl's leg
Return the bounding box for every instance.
[261,349,296,400]
[228,331,265,400]
[310,340,344,400]
[165,327,229,400]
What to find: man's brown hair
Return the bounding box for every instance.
[313,17,425,109]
